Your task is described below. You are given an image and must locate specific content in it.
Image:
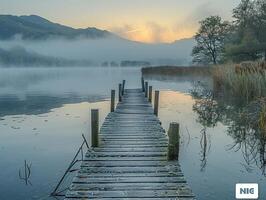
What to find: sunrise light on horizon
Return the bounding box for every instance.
[0,0,240,43]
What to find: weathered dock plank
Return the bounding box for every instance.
[65,88,195,199]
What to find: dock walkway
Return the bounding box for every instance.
[65,88,195,199]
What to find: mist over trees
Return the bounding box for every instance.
[192,0,266,65]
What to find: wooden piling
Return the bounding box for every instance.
[65,89,195,199]
[141,77,145,92]
[91,109,99,147]
[148,86,152,102]
[119,83,122,102]
[154,90,159,116]
[145,82,148,98]
[167,122,180,160]
[110,90,115,112]
[122,80,126,95]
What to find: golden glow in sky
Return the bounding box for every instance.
[0,0,240,43]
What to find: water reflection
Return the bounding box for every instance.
[0,94,106,117]
[0,67,141,117]
[191,81,266,176]
[18,160,32,186]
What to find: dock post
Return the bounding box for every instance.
[148,86,152,102]
[119,83,122,102]
[91,109,99,147]
[167,122,180,160]
[154,90,159,116]
[111,90,115,112]
[141,77,145,92]
[122,80,126,95]
[145,82,148,98]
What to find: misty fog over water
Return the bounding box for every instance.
[0,67,265,200]
[0,37,194,66]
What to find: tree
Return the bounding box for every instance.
[227,0,266,61]
[192,16,231,65]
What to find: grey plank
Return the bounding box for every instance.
[66,189,194,198]
[64,88,195,199]
[70,182,187,191]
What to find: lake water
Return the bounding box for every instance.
[0,67,265,200]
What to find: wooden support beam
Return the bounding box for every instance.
[141,77,145,92]
[91,109,99,147]
[111,90,115,112]
[119,83,122,102]
[122,80,126,95]
[145,82,148,98]
[154,90,159,116]
[148,86,152,102]
[167,123,180,161]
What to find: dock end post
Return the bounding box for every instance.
[167,122,180,161]
[122,80,126,95]
[119,83,122,102]
[141,77,145,92]
[154,90,159,116]
[148,86,152,102]
[111,90,115,112]
[145,82,148,98]
[91,109,99,147]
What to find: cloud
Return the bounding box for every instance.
[173,1,223,38]
[110,22,185,43]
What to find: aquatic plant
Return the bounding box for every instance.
[213,61,266,103]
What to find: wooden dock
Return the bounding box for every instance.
[65,88,195,199]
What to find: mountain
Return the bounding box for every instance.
[0,15,112,40]
[0,46,94,66]
[0,15,195,66]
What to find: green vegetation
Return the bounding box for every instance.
[192,16,230,65]
[192,0,266,65]
[192,0,266,135]
[213,62,266,103]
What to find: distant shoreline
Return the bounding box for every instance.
[141,66,212,76]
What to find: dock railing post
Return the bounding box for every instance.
[111,90,115,112]
[167,122,180,160]
[145,82,148,98]
[141,77,145,92]
[154,90,159,116]
[122,80,126,95]
[119,83,122,102]
[91,109,99,147]
[148,86,152,102]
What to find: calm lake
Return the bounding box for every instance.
[0,67,265,200]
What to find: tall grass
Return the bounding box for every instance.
[213,61,266,134]
[213,61,266,103]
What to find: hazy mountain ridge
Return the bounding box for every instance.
[0,15,112,40]
[0,15,195,66]
[0,46,94,66]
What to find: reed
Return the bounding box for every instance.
[213,61,266,103]
[142,66,212,76]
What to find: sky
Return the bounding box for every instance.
[0,0,240,43]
